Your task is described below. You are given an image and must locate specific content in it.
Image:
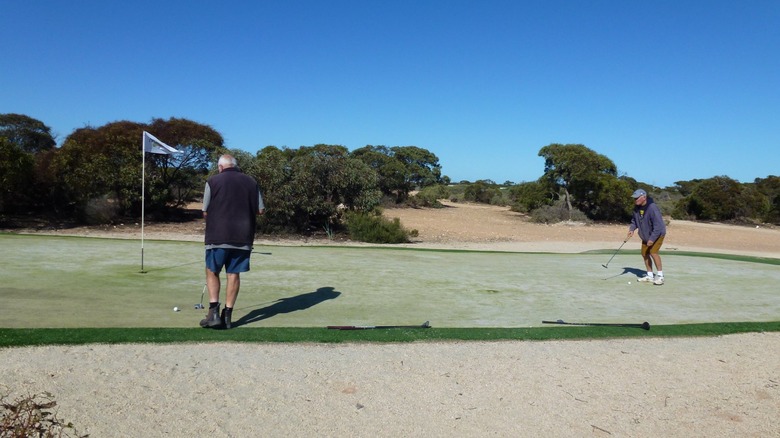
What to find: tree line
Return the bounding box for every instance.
[461,144,779,226]
[2,113,778,239]
[0,114,445,237]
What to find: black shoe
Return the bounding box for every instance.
[199,303,222,328]
[221,307,233,329]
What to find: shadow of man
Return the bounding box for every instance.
[622,267,647,277]
[603,267,646,281]
[233,286,341,327]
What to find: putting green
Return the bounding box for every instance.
[1,234,778,328]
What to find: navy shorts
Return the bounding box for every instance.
[205,248,251,274]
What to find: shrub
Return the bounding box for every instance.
[408,184,449,208]
[530,201,590,224]
[671,198,695,220]
[463,180,505,205]
[344,210,410,244]
[508,181,551,213]
[673,176,771,222]
[1,391,86,437]
[82,194,119,224]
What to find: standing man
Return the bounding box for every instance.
[200,154,264,329]
[627,189,666,285]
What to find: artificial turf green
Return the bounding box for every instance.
[2,321,778,347]
[4,234,779,341]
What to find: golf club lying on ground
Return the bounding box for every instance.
[602,236,630,268]
[542,319,650,330]
[327,321,431,330]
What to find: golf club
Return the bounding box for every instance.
[602,237,630,268]
[542,319,650,330]
[327,321,431,330]
[194,284,206,309]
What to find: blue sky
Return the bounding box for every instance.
[3,1,778,187]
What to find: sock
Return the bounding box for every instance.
[647,271,654,278]
[657,271,664,278]
[209,302,219,309]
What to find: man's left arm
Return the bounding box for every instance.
[257,190,265,215]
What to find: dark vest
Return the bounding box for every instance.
[204,167,259,246]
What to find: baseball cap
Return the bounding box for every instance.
[631,189,647,198]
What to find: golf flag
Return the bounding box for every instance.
[143,131,182,154]
[140,131,182,272]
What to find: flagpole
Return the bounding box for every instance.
[141,132,146,273]
[139,131,181,274]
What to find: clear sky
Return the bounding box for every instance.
[3,1,778,187]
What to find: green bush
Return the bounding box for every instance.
[672,176,771,222]
[446,183,466,202]
[344,210,411,244]
[530,200,590,224]
[82,194,119,224]
[409,184,450,208]
[463,180,505,205]
[508,181,551,213]
[671,198,695,220]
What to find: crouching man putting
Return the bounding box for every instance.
[627,188,666,285]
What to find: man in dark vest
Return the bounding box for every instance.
[200,154,264,329]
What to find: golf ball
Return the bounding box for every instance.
[627,281,631,285]
[173,307,180,312]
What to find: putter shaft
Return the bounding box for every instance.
[602,239,629,268]
[327,321,431,330]
[542,320,650,330]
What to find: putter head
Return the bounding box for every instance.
[422,321,431,328]
[602,264,608,269]
[194,303,204,309]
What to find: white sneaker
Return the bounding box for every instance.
[653,277,665,285]
[638,276,654,283]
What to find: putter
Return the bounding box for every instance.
[602,238,629,268]
[542,319,650,330]
[194,284,206,309]
[327,321,431,330]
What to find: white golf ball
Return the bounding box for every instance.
[627,281,631,285]
[173,307,180,312]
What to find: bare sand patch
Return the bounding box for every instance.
[2,335,779,437]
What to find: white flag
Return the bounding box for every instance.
[143,131,182,154]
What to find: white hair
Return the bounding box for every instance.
[218,154,237,168]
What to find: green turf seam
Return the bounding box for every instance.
[2,321,778,347]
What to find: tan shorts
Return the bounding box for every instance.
[641,235,665,257]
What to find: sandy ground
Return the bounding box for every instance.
[2,203,779,436]
[27,200,780,257]
[3,335,779,437]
